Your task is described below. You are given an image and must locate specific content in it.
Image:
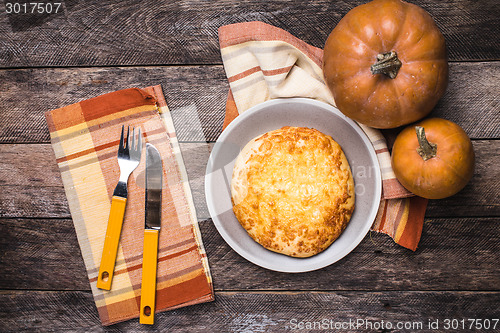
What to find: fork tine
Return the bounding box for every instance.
[118,125,125,153]
[131,127,136,150]
[125,126,130,150]
[137,128,142,154]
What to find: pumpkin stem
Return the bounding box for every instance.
[415,126,437,161]
[371,51,402,79]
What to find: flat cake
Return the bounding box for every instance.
[231,126,355,258]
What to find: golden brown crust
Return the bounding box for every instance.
[231,126,355,257]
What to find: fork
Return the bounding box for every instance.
[97,125,143,290]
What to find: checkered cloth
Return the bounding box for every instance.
[219,21,428,251]
[45,86,214,325]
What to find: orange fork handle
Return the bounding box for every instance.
[96,196,127,290]
[140,229,159,325]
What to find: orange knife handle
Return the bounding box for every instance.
[96,196,127,290]
[140,229,159,325]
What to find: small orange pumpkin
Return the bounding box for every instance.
[391,118,475,199]
[323,0,448,128]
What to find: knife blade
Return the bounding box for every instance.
[140,143,162,325]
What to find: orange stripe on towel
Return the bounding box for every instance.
[397,197,428,251]
[228,65,294,82]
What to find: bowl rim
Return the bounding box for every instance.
[205,98,382,272]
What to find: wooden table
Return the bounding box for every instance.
[1,1,499,331]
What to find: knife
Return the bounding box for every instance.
[140,143,162,325]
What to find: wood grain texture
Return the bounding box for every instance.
[0,141,498,219]
[0,290,499,332]
[0,62,499,143]
[0,0,498,68]
[0,66,228,143]
[1,217,498,291]
[0,218,89,291]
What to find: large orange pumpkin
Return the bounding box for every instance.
[323,0,448,128]
[391,118,475,199]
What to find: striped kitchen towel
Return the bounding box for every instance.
[45,86,214,326]
[219,21,428,251]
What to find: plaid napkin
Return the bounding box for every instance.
[45,86,214,325]
[219,22,428,251]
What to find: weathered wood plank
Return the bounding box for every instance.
[0,290,499,332]
[1,217,498,291]
[0,66,228,143]
[0,63,498,143]
[0,0,498,69]
[432,62,499,139]
[0,141,498,219]
[0,217,89,291]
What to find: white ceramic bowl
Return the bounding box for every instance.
[205,98,381,272]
